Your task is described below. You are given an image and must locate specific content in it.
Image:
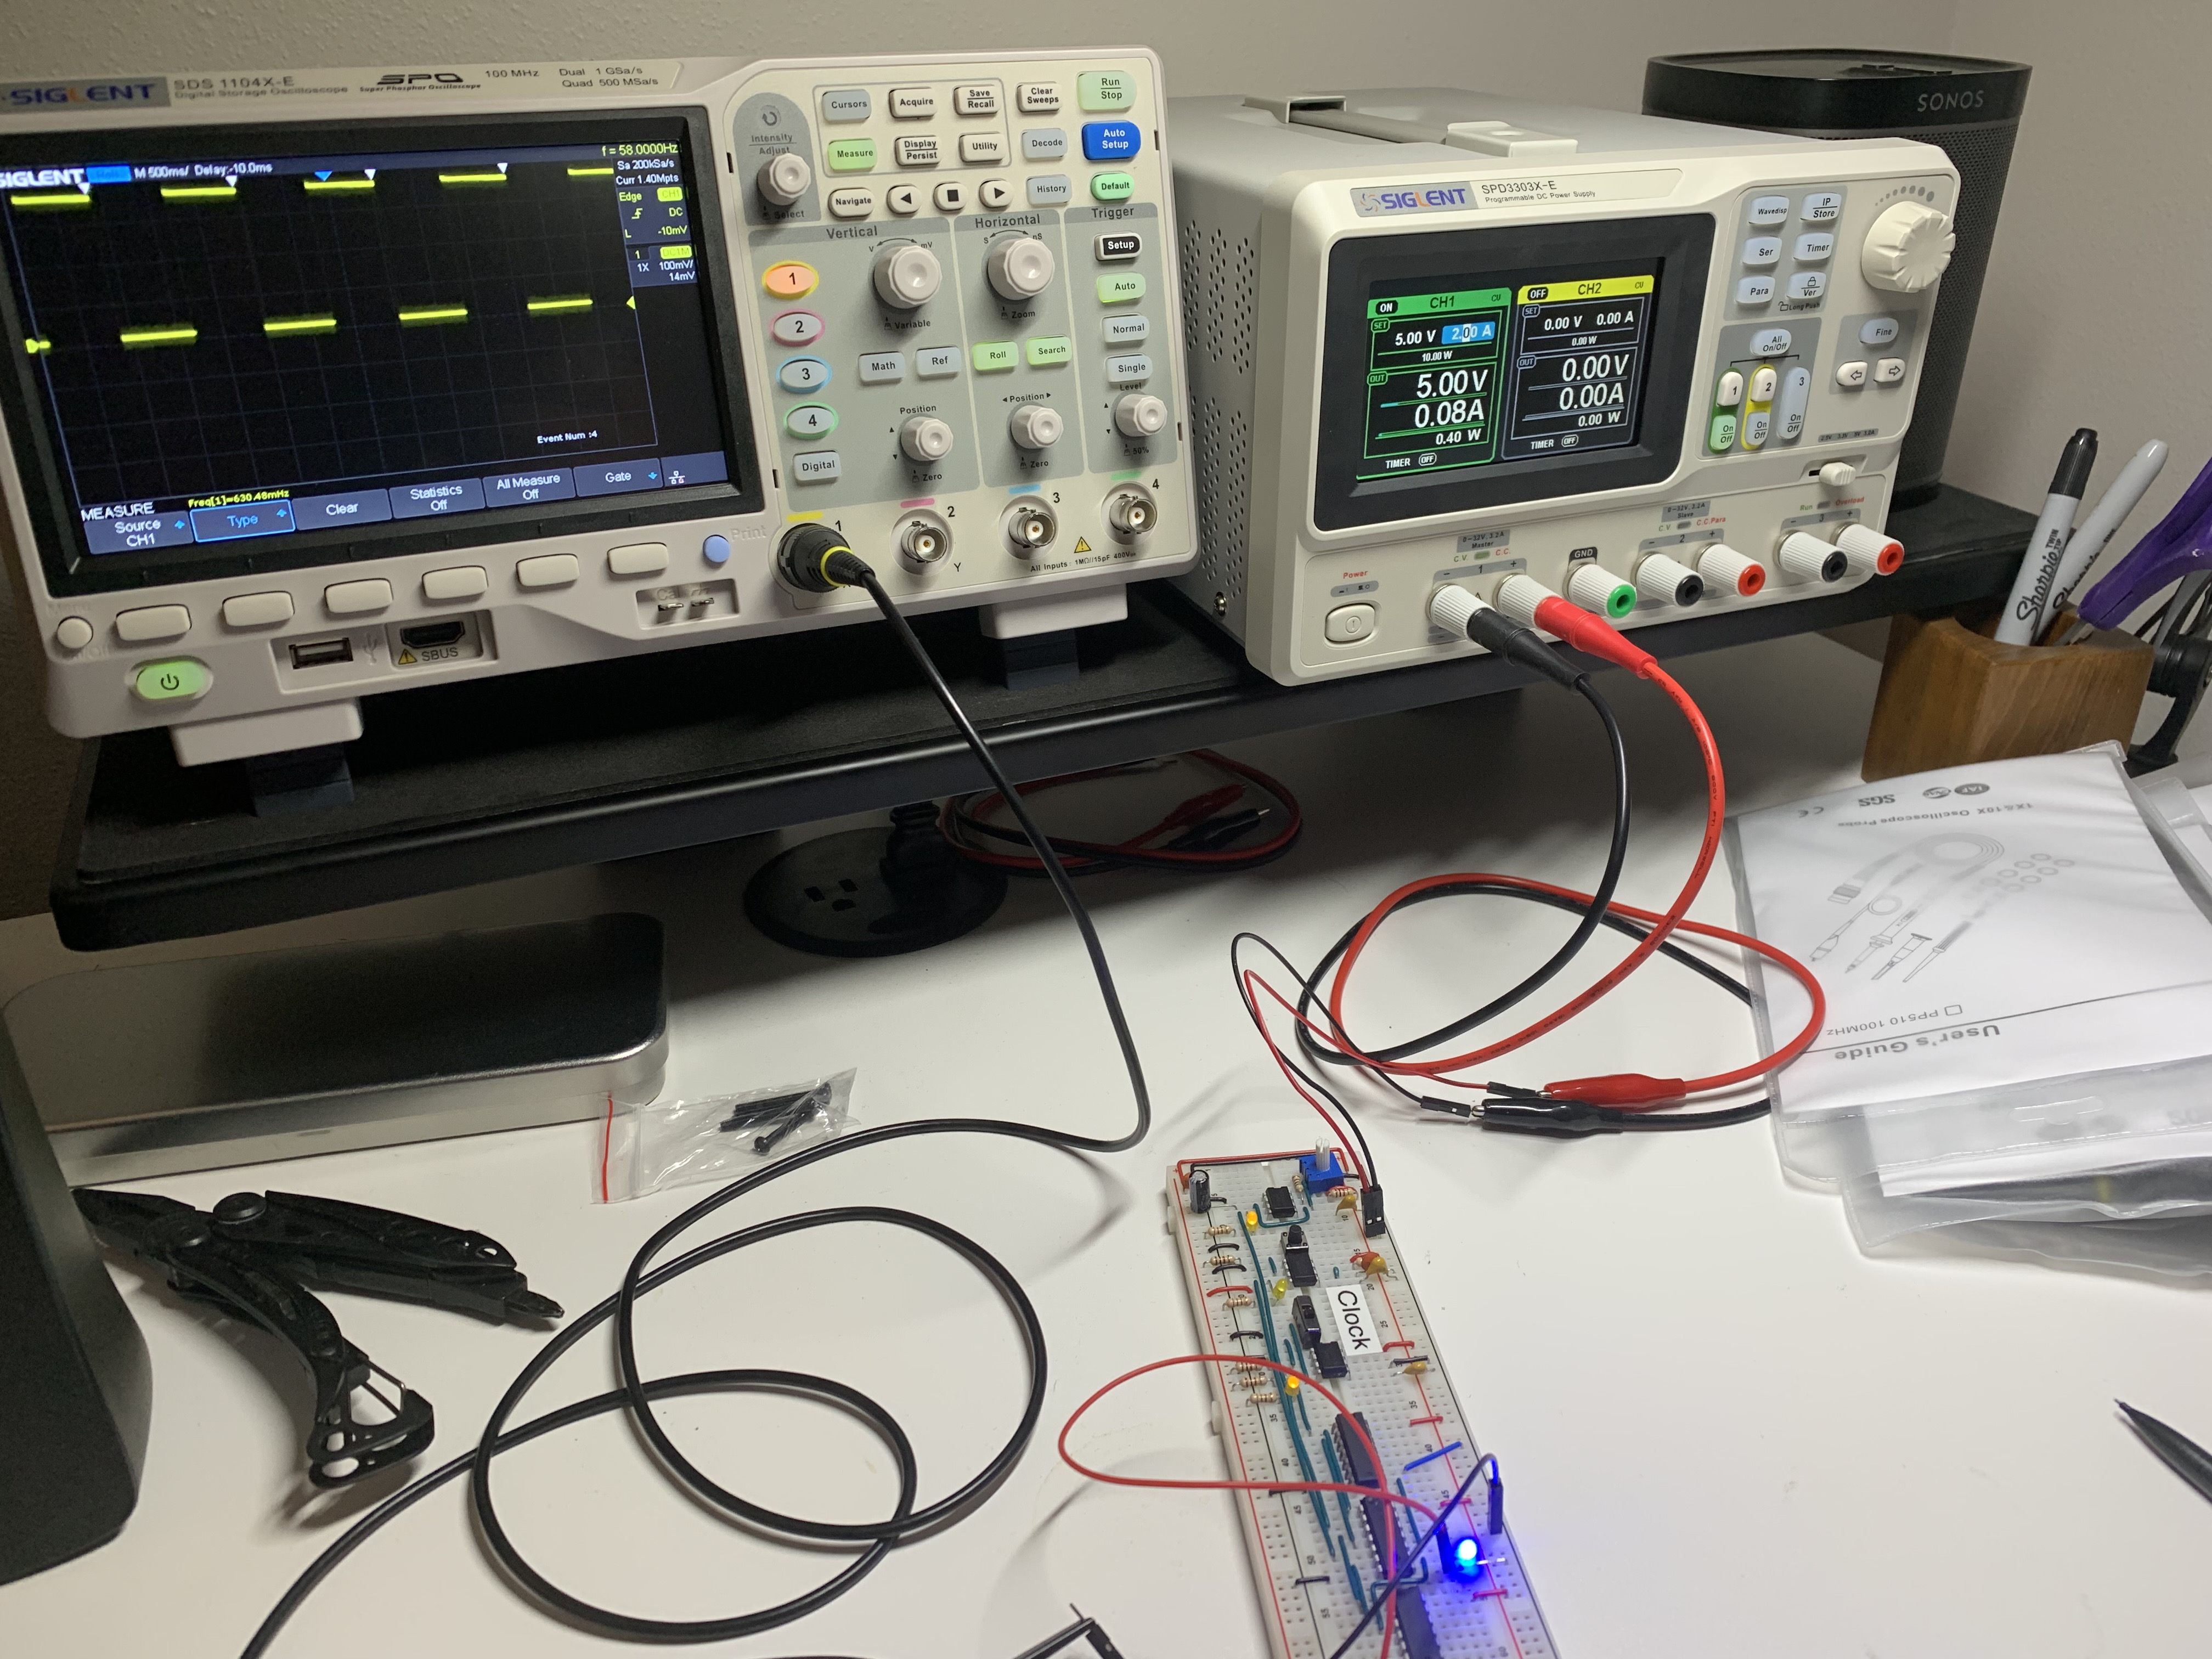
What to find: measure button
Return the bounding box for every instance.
[1076,71,1136,112]
[823,138,877,174]
[1096,272,1146,304]
[1089,171,1134,202]
[972,340,1018,373]
[131,657,211,703]
[1024,335,1073,367]
[763,262,817,300]
[1323,604,1376,645]
[1082,121,1141,161]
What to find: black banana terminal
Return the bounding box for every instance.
[777,522,874,593]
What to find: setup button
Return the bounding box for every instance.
[131,657,212,703]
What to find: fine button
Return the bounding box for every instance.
[516,554,580,588]
[222,590,295,628]
[978,178,1012,210]
[1323,603,1376,645]
[1026,174,1072,206]
[771,310,825,346]
[1793,232,1835,262]
[1748,194,1790,226]
[1860,316,1900,346]
[915,345,962,378]
[1741,236,1780,268]
[609,542,669,577]
[1018,82,1062,114]
[1802,191,1844,222]
[1714,370,1745,408]
[1021,128,1068,161]
[115,603,190,642]
[702,534,731,567]
[54,616,93,651]
[1786,270,1827,301]
[792,450,841,483]
[324,579,391,616]
[1751,328,1793,358]
[1735,275,1775,306]
[858,351,907,384]
[886,184,920,216]
[1835,359,1870,388]
[1874,357,1908,384]
[131,658,212,703]
[955,85,998,116]
[827,187,873,219]
[423,566,488,600]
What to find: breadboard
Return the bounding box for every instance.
[1169,1150,1558,1659]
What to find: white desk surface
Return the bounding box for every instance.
[5,632,2211,1659]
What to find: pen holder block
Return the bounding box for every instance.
[1861,606,2153,781]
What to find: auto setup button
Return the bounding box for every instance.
[1082,120,1141,161]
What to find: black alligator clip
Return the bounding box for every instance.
[75,1188,562,1487]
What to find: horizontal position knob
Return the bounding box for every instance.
[1835,521,1904,577]
[872,241,942,309]
[900,415,955,463]
[1861,200,1955,294]
[1566,563,1637,620]
[1697,543,1767,598]
[1113,393,1169,438]
[1634,552,1705,608]
[1778,531,1849,584]
[757,151,811,207]
[1008,403,1063,450]
[984,235,1056,301]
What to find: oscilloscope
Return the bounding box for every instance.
[1168,89,1958,685]
[0,55,1192,763]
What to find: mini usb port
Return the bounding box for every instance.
[289,637,354,669]
[399,620,466,650]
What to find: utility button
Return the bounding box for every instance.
[763,261,818,300]
[1089,171,1134,202]
[823,138,877,174]
[131,657,212,702]
[973,340,1018,372]
[959,133,1006,165]
[1076,71,1136,111]
[1082,120,1141,161]
[1096,272,1145,304]
[1024,335,1073,366]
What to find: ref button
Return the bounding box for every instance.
[132,657,212,703]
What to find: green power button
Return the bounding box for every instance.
[132,657,212,702]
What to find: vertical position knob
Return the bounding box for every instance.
[900,416,955,463]
[872,241,942,309]
[757,151,811,207]
[984,235,1057,301]
[1835,522,1904,577]
[1008,403,1062,450]
[1113,393,1169,438]
[1778,531,1848,584]
[1634,553,1705,608]
[1566,563,1636,620]
[1861,200,1955,294]
[1697,543,1767,598]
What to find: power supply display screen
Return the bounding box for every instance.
[0,112,748,579]
[1359,274,1655,479]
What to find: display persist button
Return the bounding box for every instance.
[131,657,211,703]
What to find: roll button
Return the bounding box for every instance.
[131,658,211,703]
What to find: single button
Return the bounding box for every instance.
[1835,359,1870,388]
[932,179,965,212]
[131,657,212,702]
[959,133,1006,165]
[827,187,873,219]
[955,84,998,116]
[1776,365,1812,441]
[915,345,962,378]
[972,340,1018,372]
[702,534,731,567]
[324,578,392,615]
[1793,231,1835,262]
[778,356,832,392]
[1104,353,1152,384]
[1103,313,1149,345]
[821,88,871,123]
[1748,195,1790,226]
[824,138,877,174]
[1096,231,1141,261]
[1742,409,1771,449]
[894,135,941,168]
[1090,171,1134,203]
[1742,236,1780,267]
[1786,270,1827,301]
[763,261,817,300]
[1751,328,1793,357]
[1747,365,1778,403]
[516,554,580,588]
[978,178,1012,210]
[1714,370,1745,408]
[1860,316,1900,346]
[1096,272,1145,304]
[858,351,907,384]
[1081,120,1141,161]
[771,310,825,346]
[222,590,295,628]
[115,603,191,642]
[609,541,669,576]
[1735,274,1775,306]
[1323,603,1376,645]
[1026,174,1072,206]
[1874,356,1908,384]
[1018,82,1062,114]
[424,565,488,600]
[889,87,936,119]
[1802,191,1843,222]
[54,616,93,651]
[786,403,838,438]
[886,184,920,216]
[1025,335,1073,367]
[792,451,841,483]
[1022,127,1068,161]
[1077,70,1136,111]
[1708,413,1739,452]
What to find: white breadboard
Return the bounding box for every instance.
[1169,1150,1559,1659]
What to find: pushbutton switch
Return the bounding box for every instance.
[1323,604,1376,645]
[1835,359,1870,388]
[1874,357,1908,384]
[1747,365,1778,403]
[1860,317,1901,346]
[115,604,190,642]
[702,534,731,567]
[786,404,838,438]
[777,357,831,392]
[772,311,825,346]
[763,262,818,300]
[1022,128,1068,161]
[132,657,211,703]
[515,554,579,589]
[824,138,877,174]
[1741,236,1780,268]
[1714,370,1745,408]
[1748,195,1790,226]
[821,88,871,123]
[1090,171,1134,202]
[1082,120,1140,161]
[1076,71,1135,111]
[1735,275,1775,306]
[53,616,93,651]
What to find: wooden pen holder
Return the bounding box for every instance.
[1861,604,2154,781]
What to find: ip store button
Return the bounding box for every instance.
[1801,191,1843,223]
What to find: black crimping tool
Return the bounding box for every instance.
[75,1188,562,1487]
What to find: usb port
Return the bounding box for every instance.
[289,637,354,669]
[399,620,466,650]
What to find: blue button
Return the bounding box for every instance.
[703,534,731,567]
[1082,120,1140,161]
[189,500,295,543]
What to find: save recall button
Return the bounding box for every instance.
[132,657,212,703]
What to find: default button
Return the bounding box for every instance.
[1090,171,1133,202]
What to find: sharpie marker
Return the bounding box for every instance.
[2045,438,2169,634]
[1995,427,2098,645]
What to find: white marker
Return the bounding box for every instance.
[1995,427,2098,645]
[2045,438,2169,628]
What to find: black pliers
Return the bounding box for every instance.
[75,1188,561,1487]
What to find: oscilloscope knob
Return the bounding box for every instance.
[872,241,943,309]
[1008,404,1063,450]
[756,150,811,208]
[1860,200,1955,294]
[900,416,956,463]
[1113,393,1169,438]
[984,235,1056,301]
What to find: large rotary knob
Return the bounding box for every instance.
[1861,201,1955,294]
[984,235,1056,301]
[1113,393,1169,438]
[872,241,942,309]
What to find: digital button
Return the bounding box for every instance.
[763,261,818,299]
[771,310,825,346]
[792,452,841,483]
[1025,335,1073,366]
[1090,171,1134,202]
[824,138,877,174]
[1082,120,1141,161]
[1076,71,1136,111]
[222,590,295,629]
[1874,357,1908,384]
[1735,275,1775,306]
[777,357,831,392]
[826,187,873,219]
[1860,316,1900,346]
[916,345,962,378]
[1022,127,1068,161]
[53,616,93,651]
[821,88,871,123]
[959,133,1006,164]
[1748,195,1790,225]
[324,578,392,614]
[1018,82,1062,114]
[973,340,1018,372]
[786,404,838,438]
[1742,236,1780,267]
[608,542,669,576]
[702,534,731,567]
[1786,270,1827,300]
[1714,370,1745,407]
[1793,232,1835,262]
[1835,359,1870,388]
[859,351,907,384]
[1026,174,1072,206]
[422,566,487,601]
[1708,413,1739,452]
[1802,191,1843,222]
[1104,353,1152,384]
[886,184,920,216]
[955,84,998,116]
[1103,314,1149,345]
[889,87,936,119]
[894,134,941,168]
[1096,232,1141,261]
[1751,328,1793,358]
[1323,604,1376,645]
[115,603,190,642]
[516,554,580,588]
[131,657,211,703]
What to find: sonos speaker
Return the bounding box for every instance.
[1644,49,2032,507]
[0,1030,149,1583]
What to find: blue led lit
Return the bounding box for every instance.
[1454,1538,1482,1569]
[1442,1530,1486,1582]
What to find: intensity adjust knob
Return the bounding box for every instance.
[984,235,1056,300]
[1113,393,1169,438]
[900,416,955,463]
[757,151,811,207]
[1861,200,1955,294]
[872,241,942,309]
[1008,403,1063,450]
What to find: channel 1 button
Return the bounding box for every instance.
[132,657,212,703]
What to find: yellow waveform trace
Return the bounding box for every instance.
[10,191,91,211]
[303,174,375,194]
[437,170,506,187]
[566,165,614,178]
[160,184,237,201]
[263,314,337,338]
[525,295,594,315]
[120,323,199,349]
[25,336,52,355]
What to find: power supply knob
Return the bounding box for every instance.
[1113,393,1169,438]
[900,415,955,463]
[1008,403,1063,450]
[757,151,811,207]
[984,235,1056,300]
[872,241,942,309]
[1860,200,1955,294]
[1778,531,1849,584]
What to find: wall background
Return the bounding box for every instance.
[3,1,2206,916]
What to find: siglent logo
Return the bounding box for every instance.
[4,78,168,110]
[1352,180,1474,217]
[0,166,88,188]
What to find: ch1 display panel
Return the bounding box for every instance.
[0,113,754,590]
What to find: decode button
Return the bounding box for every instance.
[131,657,211,703]
[1082,121,1141,161]
[763,262,817,300]
[1323,604,1376,645]
[1021,128,1068,161]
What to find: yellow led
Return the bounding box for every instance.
[1271,1277,1288,1300]
[1243,1209,1259,1231]
[1285,1377,1300,1393]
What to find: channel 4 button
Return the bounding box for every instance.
[80,506,192,553]
[1026,174,1072,206]
[916,345,962,378]
[1082,120,1140,161]
[1096,272,1145,304]
[821,88,871,123]
[1751,328,1793,358]
[792,450,841,483]
[575,461,662,498]
[858,351,907,384]
[1104,353,1151,384]
[392,478,486,518]
[293,488,393,528]
[1102,314,1149,345]
[484,467,575,505]
[190,499,294,543]
[785,403,838,438]
[1022,128,1067,161]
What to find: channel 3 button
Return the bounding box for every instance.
[777,357,831,392]
[131,657,212,703]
